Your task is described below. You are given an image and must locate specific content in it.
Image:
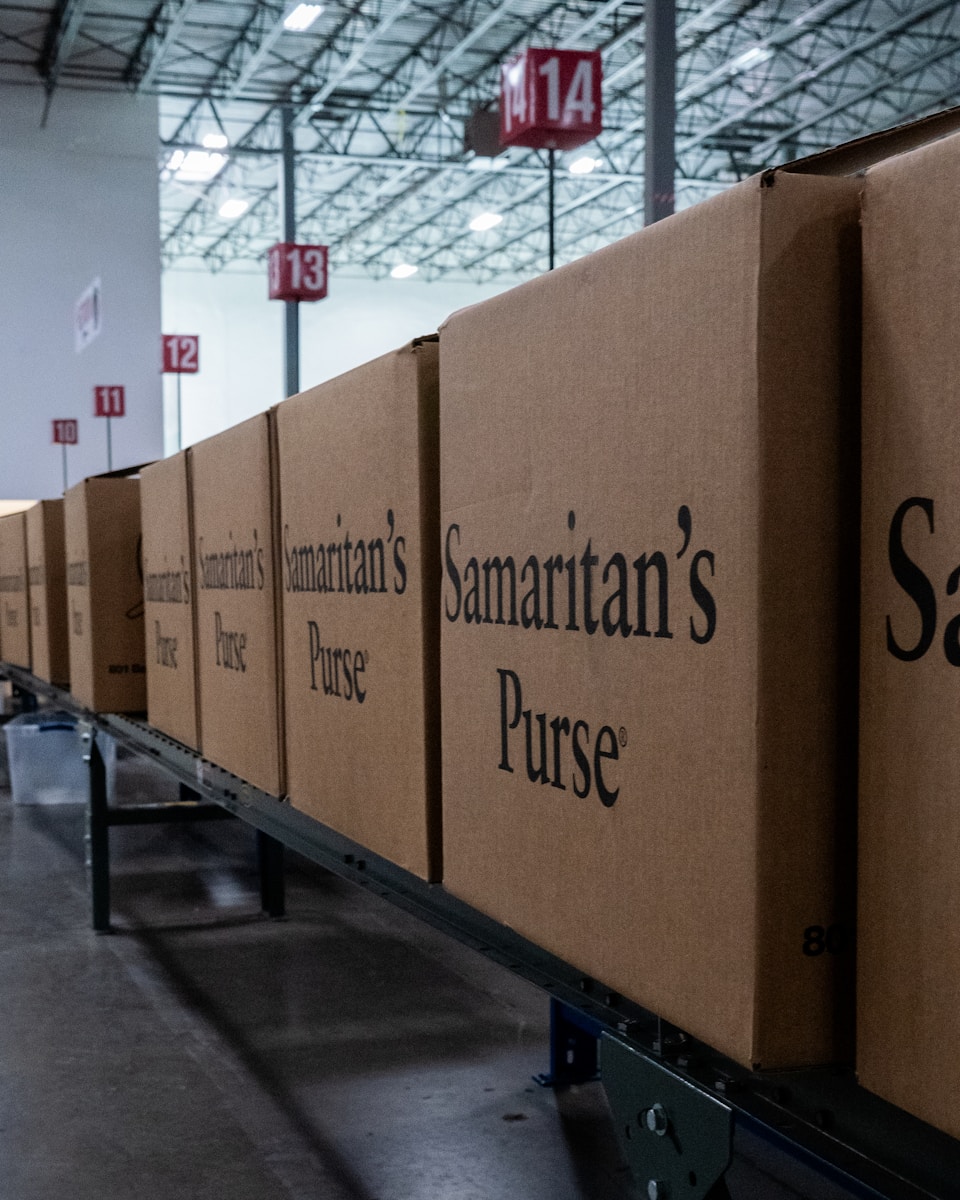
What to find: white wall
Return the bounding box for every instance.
[0,86,163,498]
[162,269,513,449]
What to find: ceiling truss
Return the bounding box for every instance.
[3,0,960,283]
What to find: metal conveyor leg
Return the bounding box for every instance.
[535,997,602,1087]
[256,829,285,918]
[82,726,111,933]
[12,684,37,714]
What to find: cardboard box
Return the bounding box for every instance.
[25,500,69,686]
[440,168,863,1070]
[858,126,960,1136]
[278,339,441,881]
[191,413,283,795]
[64,473,146,713]
[142,452,200,750]
[0,512,31,668]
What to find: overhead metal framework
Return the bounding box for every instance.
[3,0,960,283]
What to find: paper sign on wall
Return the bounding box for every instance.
[75,277,102,353]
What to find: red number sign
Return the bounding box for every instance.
[162,334,200,373]
[93,385,125,417]
[500,48,603,151]
[267,243,329,302]
[52,419,78,445]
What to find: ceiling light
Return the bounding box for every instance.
[730,45,773,73]
[569,155,601,175]
[468,156,508,172]
[167,149,228,183]
[390,263,418,279]
[202,132,229,150]
[218,197,250,219]
[469,212,503,232]
[284,3,323,31]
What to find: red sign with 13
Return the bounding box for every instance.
[267,243,329,302]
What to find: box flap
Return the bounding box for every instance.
[770,105,960,179]
[76,462,153,487]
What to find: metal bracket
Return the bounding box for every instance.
[78,720,94,763]
[534,997,602,1087]
[12,684,38,714]
[79,721,112,932]
[601,1033,733,1200]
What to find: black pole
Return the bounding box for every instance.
[257,829,286,918]
[548,147,556,270]
[87,732,111,933]
[280,106,299,398]
[645,0,677,226]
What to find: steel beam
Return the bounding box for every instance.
[136,0,199,93]
[682,0,955,161]
[280,105,299,400]
[645,0,676,225]
[297,0,420,127]
[39,0,88,111]
[394,0,516,110]
[224,4,287,102]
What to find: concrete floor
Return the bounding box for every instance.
[0,747,869,1200]
[0,752,640,1200]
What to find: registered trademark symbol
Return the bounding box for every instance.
[619,727,628,748]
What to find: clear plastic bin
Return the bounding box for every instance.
[4,711,115,805]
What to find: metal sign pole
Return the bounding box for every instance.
[106,416,113,471]
[62,444,68,493]
[548,147,556,270]
[177,373,183,451]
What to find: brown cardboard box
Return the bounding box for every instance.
[0,512,31,668]
[858,128,960,1137]
[278,340,441,881]
[26,500,69,686]
[142,452,199,750]
[191,413,283,795]
[64,473,146,713]
[440,169,863,1071]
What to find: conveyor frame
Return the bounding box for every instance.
[3,661,959,1200]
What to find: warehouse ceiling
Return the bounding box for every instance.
[2,0,959,282]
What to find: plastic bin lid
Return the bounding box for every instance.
[5,709,78,732]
